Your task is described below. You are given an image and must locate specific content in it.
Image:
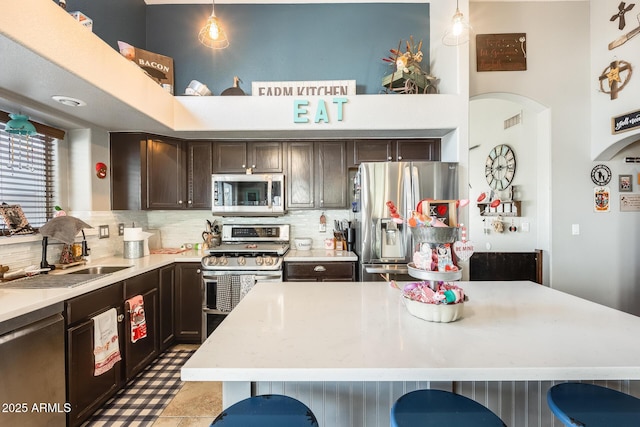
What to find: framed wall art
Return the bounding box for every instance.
[0,204,34,235]
[476,33,527,72]
[619,174,633,192]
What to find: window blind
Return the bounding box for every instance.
[0,123,57,230]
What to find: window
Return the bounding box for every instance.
[0,112,61,231]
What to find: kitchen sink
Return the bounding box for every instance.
[67,265,133,274]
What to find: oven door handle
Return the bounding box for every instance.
[255,274,282,281]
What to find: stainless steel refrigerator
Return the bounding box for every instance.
[354,161,458,281]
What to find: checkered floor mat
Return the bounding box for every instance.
[82,348,195,426]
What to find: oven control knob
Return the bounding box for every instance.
[263,256,273,266]
[255,256,263,266]
[206,257,217,266]
[238,256,246,266]
[219,256,228,266]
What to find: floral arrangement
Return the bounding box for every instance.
[383,36,425,74]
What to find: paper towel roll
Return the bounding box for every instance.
[123,227,143,241]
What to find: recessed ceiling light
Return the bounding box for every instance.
[52,95,87,107]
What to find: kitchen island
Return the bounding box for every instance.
[182,280,640,427]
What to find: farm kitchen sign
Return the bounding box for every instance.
[252,80,356,97]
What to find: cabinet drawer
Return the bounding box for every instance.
[65,282,124,326]
[125,270,159,298]
[285,262,355,281]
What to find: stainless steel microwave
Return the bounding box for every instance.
[211,174,285,216]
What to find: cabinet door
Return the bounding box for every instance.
[159,265,175,351]
[110,133,146,210]
[213,142,247,173]
[352,140,393,164]
[249,142,283,172]
[66,312,124,427]
[395,139,441,161]
[175,263,203,343]
[187,141,212,209]
[147,137,187,209]
[124,287,159,381]
[316,141,348,209]
[287,141,315,208]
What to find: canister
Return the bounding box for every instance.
[123,240,144,259]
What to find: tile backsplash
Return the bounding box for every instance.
[0,209,354,271]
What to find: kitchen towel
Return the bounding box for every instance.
[127,295,147,343]
[93,308,122,376]
[239,274,256,300]
[216,275,241,312]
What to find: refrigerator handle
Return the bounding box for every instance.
[410,164,420,214]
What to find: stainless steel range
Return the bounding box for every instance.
[201,224,290,339]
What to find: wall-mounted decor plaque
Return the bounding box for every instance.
[476,33,527,72]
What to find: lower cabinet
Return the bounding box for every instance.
[159,264,176,351]
[64,262,202,426]
[175,262,203,342]
[124,270,160,381]
[284,261,356,282]
[65,282,125,427]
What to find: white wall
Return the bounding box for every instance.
[469,99,540,249]
[470,1,640,315]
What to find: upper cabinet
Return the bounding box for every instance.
[213,142,283,173]
[110,133,211,210]
[348,139,441,166]
[286,141,348,209]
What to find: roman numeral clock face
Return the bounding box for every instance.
[485,144,516,190]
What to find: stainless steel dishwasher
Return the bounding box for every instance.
[0,304,66,426]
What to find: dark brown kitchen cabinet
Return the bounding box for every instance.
[147,136,187,209]
[110,133,211,210]
[284,261,356,281]
[186,141,213,209]
[175,263,203,343]
[348,139,441,165]
[287,141,315,208]
[286,141,348,209]
[213,141,283,173]
[124,270,160,381]
[65,282,125,427]
[159,264,176,351]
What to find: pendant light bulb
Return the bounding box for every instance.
[452,11,464,36]
[209,19,220,40]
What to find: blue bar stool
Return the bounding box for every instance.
[390,389,506,427]
[211,394,319,426]
[547,382,640,426]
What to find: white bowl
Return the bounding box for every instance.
[294,237,313,251]
[403,296,464,323]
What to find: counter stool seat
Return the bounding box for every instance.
[211,394,318,427]
[390,389,506,427]
[547,382,640,427]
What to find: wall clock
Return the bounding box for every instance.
[591,164,612,185]
[485,144,517,190]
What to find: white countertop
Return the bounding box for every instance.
[0,251,202,325]
[182,280,640,382]
[284,249,357,262]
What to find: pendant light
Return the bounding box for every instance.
[4,113,36,171]
[198,0,229,49]
[442,0,472,46]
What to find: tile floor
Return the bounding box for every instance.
[151,344,222,427]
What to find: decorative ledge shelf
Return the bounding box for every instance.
[477,200,522,217]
